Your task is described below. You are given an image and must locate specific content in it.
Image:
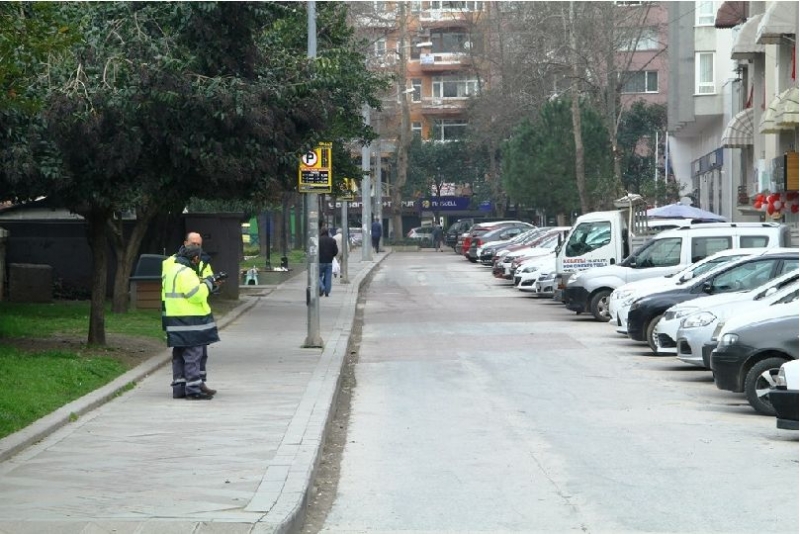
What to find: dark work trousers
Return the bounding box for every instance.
[182,345,205,395]
[372,235,380,253]
[200,345,209,382]
[171,347,187,398]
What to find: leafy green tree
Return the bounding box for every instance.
[502,98,613,220]
[2,2,385,344]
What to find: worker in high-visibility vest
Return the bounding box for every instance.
[162,243,221,400]
[161,232,221,396]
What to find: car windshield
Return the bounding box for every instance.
[675,254,749,284]
[565,221,611,257]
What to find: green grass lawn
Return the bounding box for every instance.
[0,348,127,438]
[0,301,164,440]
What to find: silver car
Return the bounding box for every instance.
[675,273,799,367]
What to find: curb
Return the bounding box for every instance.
[252,253,389,533]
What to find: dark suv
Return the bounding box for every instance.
[446,219,474,251]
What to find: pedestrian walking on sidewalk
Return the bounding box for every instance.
[163,244,221,400]
[432,223,444,251]
[318,228,338,297]
[371,217,382,253]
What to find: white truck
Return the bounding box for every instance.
[553,194,649,304]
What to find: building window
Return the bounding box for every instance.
[695,52,715,94]
[429,1,482,11]
[412,121,422,138]
[696,1,715,26]
[410,1,422,12]
[431,118,468,141]
[374,37,386,57]
[411,79,422,102]
[619,27,659,51]
[432,75,478,98]
[621,71,658,93]
[373,0,387,12]
[430,31,470,54]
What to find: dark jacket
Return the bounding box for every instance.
[371,220,382,238]
[319,234,338,264]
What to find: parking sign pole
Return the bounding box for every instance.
[303,0,322,348]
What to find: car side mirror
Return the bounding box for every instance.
[702,281,713,294]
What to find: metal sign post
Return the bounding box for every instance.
[303,1,323,348]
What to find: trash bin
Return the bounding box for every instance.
[129,254,167,310]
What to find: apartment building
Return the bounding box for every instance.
[668,0,797,226]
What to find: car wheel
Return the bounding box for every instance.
[589,289,612,322]
[645,314,663,354]
[744,357,788,416]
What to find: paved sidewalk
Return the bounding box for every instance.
[0,252,385,534]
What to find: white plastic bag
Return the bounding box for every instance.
[332,257,340,277]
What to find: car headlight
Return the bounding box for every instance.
[612,289,633,301]
[680,311,716,329]
[718,333,739,347]
[665,307,698,321]
[521,265,538,273]
[567,273,582,285]
[775,366,787,388]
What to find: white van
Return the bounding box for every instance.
[563,222,792,320]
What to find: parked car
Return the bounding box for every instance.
[564,222,791,321]
[467,222,533,262]
[407,226,434,245]
[348,227,363,248]
[769,360,799,430]
[626,248,798,352]
[608,249,755,335]
[446,218,474,251]
[460,220,527,257]
[478,228,542,265]
[515,254,556,290]
[659,271,798,360]
[675,271,798,369]
[710,302,799,415]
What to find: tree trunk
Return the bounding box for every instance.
[85,207,109,346]
[109,205,159,313]
[488,145,505,218]
[392,1,410,240]
[569,1,590,214]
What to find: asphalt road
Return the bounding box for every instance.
[316,251,798,533]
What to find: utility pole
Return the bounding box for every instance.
[375,141,383,232]
[340,198,349,283]
[304,0,322,348]
[361,104,373,262]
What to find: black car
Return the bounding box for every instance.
[626,249,798,352]
[710,307,798,416]
[446,219,474,250]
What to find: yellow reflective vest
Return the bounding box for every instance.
[162,257,220,348]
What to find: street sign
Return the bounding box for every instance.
[339,178,357,201]
[298,142,332,193]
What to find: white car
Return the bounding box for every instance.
[607,249,759,335]
[769,360,799,430]
[673,274,798,366]
[654,270,799,357]
[515,254,555,291]
[533,269,558,298]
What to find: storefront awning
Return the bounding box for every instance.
[760,87,799,134]
[731,14,764,60]
[776,87,799,128]
[756,1,798,45]
[721,108,754,148]
[715,1,747,29]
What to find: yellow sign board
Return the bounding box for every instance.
[339,178,357,201]
[298,143,332,193]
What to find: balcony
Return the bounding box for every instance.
[420,97,469,116]
[419,52,472,72]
